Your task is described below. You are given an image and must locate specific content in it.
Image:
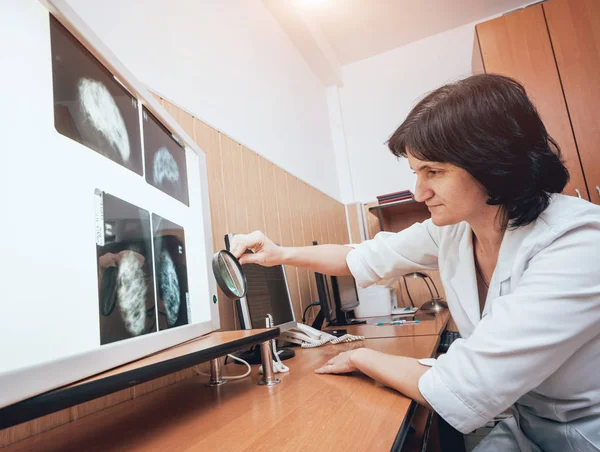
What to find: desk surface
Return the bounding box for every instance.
[4,335,440,452]
[328,309,449,339]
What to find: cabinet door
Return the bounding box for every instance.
[476,5,589,200]
[544,0,600,204]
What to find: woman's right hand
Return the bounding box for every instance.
[229,230,285,267]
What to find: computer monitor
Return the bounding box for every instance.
[224,234,296,331]
[224,234,296,365]
[330,275,360,326]
[311,240,338,329]
[313,271,336,327]
[331,275,360,311]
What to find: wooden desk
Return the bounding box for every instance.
[328,309,449,339]
[3,335,440,452]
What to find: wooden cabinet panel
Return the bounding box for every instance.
[363,203,382,239]
[193,120,233,331]
[337,202,350,244]
[257,159,281,244]
[161,99,195,140]
[472,31,484,75]
[294,177,317,323]
[240,147,265,232]
[476,4,589,200]
[0,408,71,447]
[544,0,600,203]
[273,167,302,321]
[310,190,324,246]
[322,196,331,243]
[194,120,225,250]
[287,175,309,322]
[219,135,248,233]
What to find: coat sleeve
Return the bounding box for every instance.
[346,219,440,288]
[418,222,600,433]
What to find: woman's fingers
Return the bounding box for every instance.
[230,231,264,259]
[229,235,247,259]
[314,363,333,374]
[314,351,357,374]
[238,252,261,265]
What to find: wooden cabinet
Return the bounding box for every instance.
[544,0,600,203]
[476,3,588,200]
[368,199,430,234]
[475,0,600,203]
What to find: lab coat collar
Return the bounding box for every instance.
[450,222,533,327]
[492,222,535,288]
[449,224,480,327]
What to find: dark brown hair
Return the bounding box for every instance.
[387,74,569,228]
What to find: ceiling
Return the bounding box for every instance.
[263,0,536,85]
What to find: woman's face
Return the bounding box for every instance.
[407,153,490,227]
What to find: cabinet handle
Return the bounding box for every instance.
[596,186,600,197]
[575,189,582,199]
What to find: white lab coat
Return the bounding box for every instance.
[346,194,600,447]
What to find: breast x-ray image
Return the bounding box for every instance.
[50,15,142,175]
[143,107,189,206]
[152,214,190,330]
[96,192,157,345]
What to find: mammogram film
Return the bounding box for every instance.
[143,107,189,205]
[50,15,142,175]
[152,214,190,329]
[96,192,156,345]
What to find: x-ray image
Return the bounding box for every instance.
[50,15,143,175]
[143,107,189,206]
[96,192,157,345]
[152,214,190,330]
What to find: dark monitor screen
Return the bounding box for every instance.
[314,272,336,325]
[225,234,295,330]
[241,263,295,329]
[331,275,360,312]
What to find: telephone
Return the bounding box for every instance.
[280,323,364,348]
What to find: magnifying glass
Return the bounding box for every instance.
[212,250,247,299]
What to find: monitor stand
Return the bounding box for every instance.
[310,309,325,330]
[312,309,366,328]
[231,344,295,366]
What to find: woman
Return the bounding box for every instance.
[230,75,600,451]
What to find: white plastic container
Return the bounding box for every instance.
[354,285,393,318]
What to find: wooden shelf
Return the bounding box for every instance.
[368,199,430,232]
[0,329,279,430]
[369,197,418,210]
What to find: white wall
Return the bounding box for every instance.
[330,21,482,203]
[66,0,340,200]
[327,86,356,203]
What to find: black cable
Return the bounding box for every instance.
[402,276,415,307]
[302,302,320,323]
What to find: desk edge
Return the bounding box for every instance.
[392,333,442,452]
[0,328,279,429]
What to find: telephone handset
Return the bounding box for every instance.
[280,323,364,348]
[280,323,325,345]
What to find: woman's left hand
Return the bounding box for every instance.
[314,349,362,374]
